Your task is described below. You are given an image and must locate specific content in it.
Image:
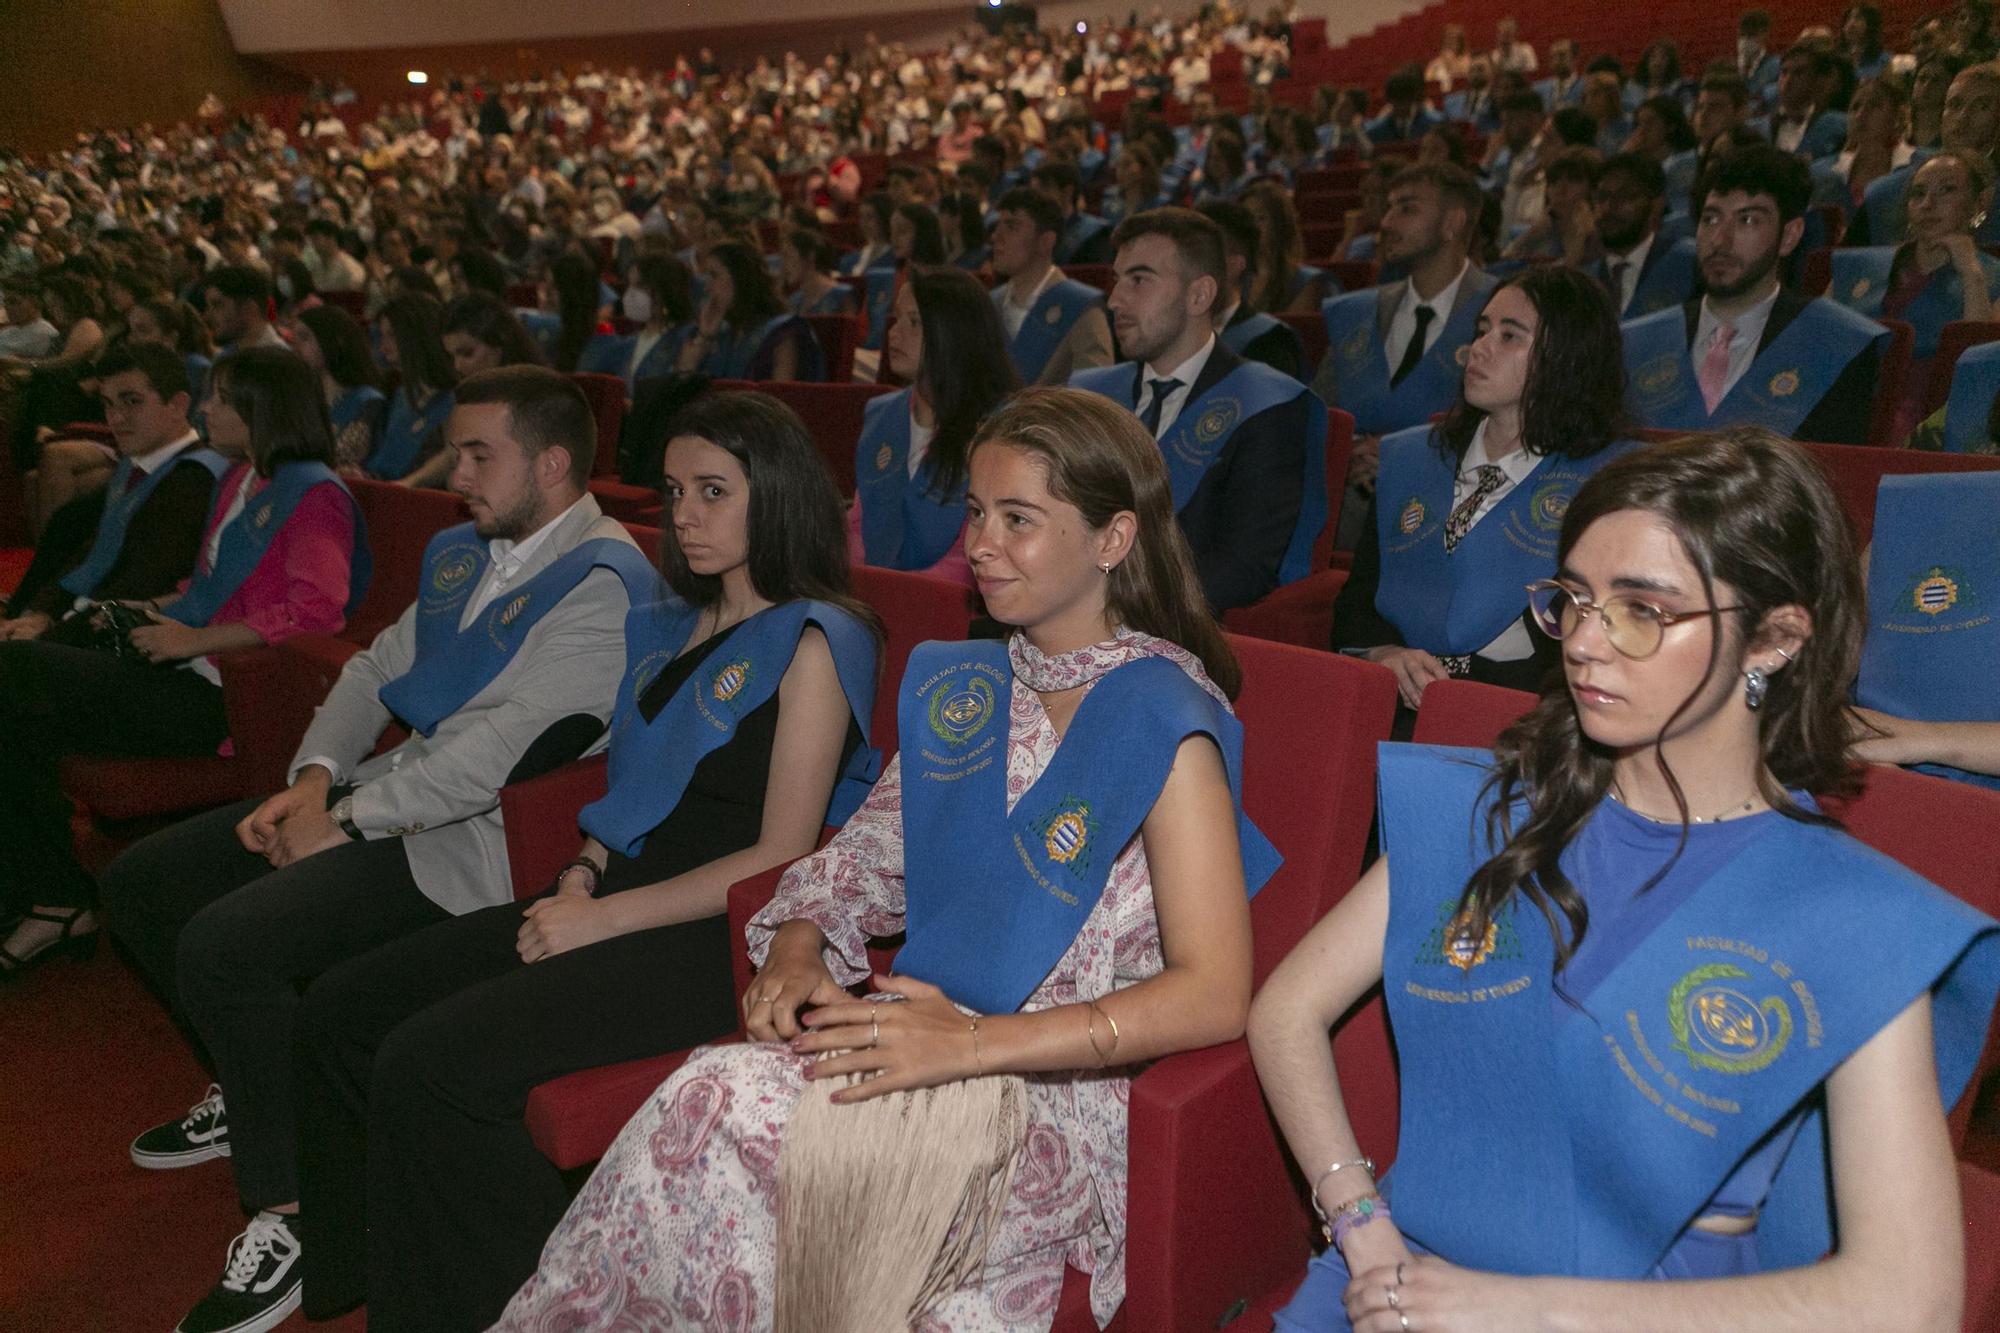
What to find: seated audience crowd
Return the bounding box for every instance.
[3,3,2000,1332]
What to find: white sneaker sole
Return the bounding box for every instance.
[174,1281,300,1333]
[130,1139,232,1169]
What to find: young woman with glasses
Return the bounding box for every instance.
[1250,427,2000,1332]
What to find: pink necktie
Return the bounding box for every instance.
[1698,322,1736,415]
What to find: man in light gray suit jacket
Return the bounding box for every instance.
[101,366,660,1333]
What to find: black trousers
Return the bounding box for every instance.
[0,639,229,915]
[99,798,448,1209]
[293,893,737,1331]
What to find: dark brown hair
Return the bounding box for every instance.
[968,388,1242,698]
[1456,428,1865,969]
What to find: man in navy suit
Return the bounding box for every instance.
[1072,208,1321,612]
[1031,161,1114,267]
[1579,153,1701,318]
[1750,45,1849,160]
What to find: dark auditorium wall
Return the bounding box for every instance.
[0,0,300,155]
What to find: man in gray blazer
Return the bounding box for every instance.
[101,366,659,1333]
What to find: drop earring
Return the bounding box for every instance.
[1098,561,1113,573]
[1743,664,1770,710]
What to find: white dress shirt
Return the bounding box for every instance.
[1605,231,1656,313]
[998,266,1060,340]
[1136,334,1218,440]
[1692,284,1781,406]
[1455,420,1541,661]
[1386,260,1469,372]
[905,404,937,479]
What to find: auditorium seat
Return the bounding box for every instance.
[1868,319,1915,448]
[519,565,973,1168]
[802,312,863,383]
[1062,263,1116,294]
[1221,409,1358,649]
[318,289,366,321]
[1923,320,2000,419]
[709,378,895,495]
[566,372,626,476]
[1274,311,1329,374]
[1801,442,2000,546]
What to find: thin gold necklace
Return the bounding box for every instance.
[1608,782,1765,825]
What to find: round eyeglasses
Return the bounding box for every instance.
[1524,580,1747,660]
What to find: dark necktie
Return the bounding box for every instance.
[1391,305,1437,388]
[1138,376,1183,438]
[1609,260,1632,311]
[122,466,145,496]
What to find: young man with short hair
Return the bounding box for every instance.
[1196,199,1306,378]
[987,186,1114,384]
[1621,143,1887,444]
[200,265,286,353]
[1579,152,1701,317]
[1072,207,1325,612]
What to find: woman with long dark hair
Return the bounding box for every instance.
[1244,178,1328,313]
[779,228,859,316]
[291,391,881,1330]
[371,293,458,484]
[675,240,821,381]
[293,304,386,471]
[499,387,1269,1332]
[838,192,896,276]
[1253,428,2000,1331]
[1331,265,1633,714]
[546,250,604,375]
[0,346,367,973]
[850,266,1022,581]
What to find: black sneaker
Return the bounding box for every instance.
[177,1210,303,1333]
[131,1083,231,1169]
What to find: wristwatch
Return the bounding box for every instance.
[329,795,364,842]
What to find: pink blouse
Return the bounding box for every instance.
[186,463,357,646]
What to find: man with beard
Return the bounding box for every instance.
[1072,207,1323,611]
[100,367,657,1333]
[1579,152,1700,318]
[1621,144,1886,445]
[1665,68,1755,218]
[1311,163,1497,546]
[1850,62,2000,246]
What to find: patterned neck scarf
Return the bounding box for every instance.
[1006,624,1231,708]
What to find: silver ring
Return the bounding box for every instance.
[754,995,774,1006]
[1396,1260,1407,1286]
[1386,1285,1401,1310]
[869,1012,880,1049]
[1399,1314,1411,1332]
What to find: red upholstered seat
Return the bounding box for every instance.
[708,378,895,496]
[801,312,863,383]
[1800,443,2000,547]
[1221,410,1359,649]
[1868,318,1916,448]
[318,289,366,320]
[1061,263,1116,294]
[567,372,626,477]
[1923,320,2000,418]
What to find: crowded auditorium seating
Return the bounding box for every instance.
[9,0,2000,1324]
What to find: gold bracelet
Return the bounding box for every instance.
[1085,999,1119,1066]
[969,1015,984,1077]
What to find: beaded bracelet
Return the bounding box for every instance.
[1326,1193,1391,1250]
[556,857,603,896]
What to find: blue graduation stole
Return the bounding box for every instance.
[1832,248,2000,359]
[853,390,967,570]
[1610,239,1699,318]
[1621,302,1885,435]
[1943,341,2000,454]
[708,315,818,381]
[1857,473,2000,789]
[1071,359,1329,584]
[1378,743,2000,1278]
[1219,310,1284,358]
[376,525,662,738]
[1056,214,1110,264]
[519,310,562,359]
[1374,429,1637,654]
[167,462,371,628]
[1288,265,1332,306]
[579,328,691,392]
[1320,271,1495,436]
[368,387,456,480]
[861,269,897,351]
[579,598,881,856]
[329,384,386,435]
[996,278,1103,383]
[892,640,1280,1014]
[59,446,230,599]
